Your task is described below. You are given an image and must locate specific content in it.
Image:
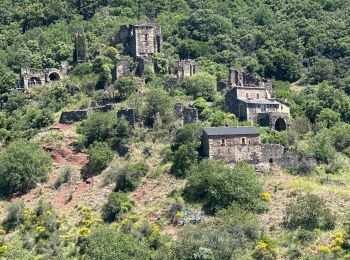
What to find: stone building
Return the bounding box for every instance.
[225,68,289,131]
[201,126,297,167]
[176,59,197,78]
[19,65,67,89]
[116,23,163,59]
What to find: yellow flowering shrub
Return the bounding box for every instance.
[319,246,331,254]
[36,226,46,233]
[260,192,271,202]
[0,245,8,255]
[175,211,183,218]
[78,227,91,237]
[151,224,161,234]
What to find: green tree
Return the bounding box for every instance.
[284,193,336,230]
[170,144,199,178]
[84,226,150,259]
[184,160,267,214]
[114,76,137,100]
[101,192,134,222]
[0,140,52,196]
[180,72,217,100]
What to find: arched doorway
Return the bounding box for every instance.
[49,72,61,81]
[275,118,287,131]
[29,77,42,86]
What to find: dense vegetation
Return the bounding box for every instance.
[0,0,349,259]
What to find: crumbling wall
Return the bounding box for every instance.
[117,109,136,128]
[59,110,88,124]
[183,108,198,125]
[176,59,197,78]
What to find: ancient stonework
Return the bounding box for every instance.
[183,108,198,125]
[19,64,67,89]
[91,104,115,113]
[163,77,179,91]
[59,110,88,124]
[116,23,163,59]
[117,109,136,128]
[112,57,134,81]
[224,68,290,131]
[201,127,298,168]
[176,59,197,78]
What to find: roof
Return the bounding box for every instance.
[203,127,260,136]
[240,99,280,105]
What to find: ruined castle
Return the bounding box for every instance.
[224,68,290,131]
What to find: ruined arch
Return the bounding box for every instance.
[29,77,42,86]
[275,117,287,131]
[49,72,61,81]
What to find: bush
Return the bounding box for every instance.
[53,165,73,189]
[78,112,130,148]
[171,123,202,151]
[2,203,24,231]
[173,205,259,259]
[114,76,137,100]
[170,144,199,178]
[284,193,336,230]
[82,142,114,180]
[184,160,267,214]
[0,140,52,196]
[180,72,217,100]
[144,88,173,126]
[101,192,134,222]
[83,226,150,259]
[115,162,149,192]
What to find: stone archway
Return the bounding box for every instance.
[29,77,42,86]
[49,72,61,81]
[275,117,287,131]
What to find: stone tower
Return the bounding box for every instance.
[74,27,87,63]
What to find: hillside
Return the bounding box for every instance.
[0,0,350,259]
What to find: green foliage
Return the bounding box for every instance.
[144,88,173,126]
[101,192,134,222]
[115,162,149,192]
[83,226,150,259]
[170,144,199,178]
[2,203,24,231]
[184,160,267,214]
[171,123,202,151]
[82,142,114,180]
[77,112,130,147]
[180,72,217,100]
[114,76,137,100]
[173,205,259,259]
[316,108,341,129]
[0,140,52,196]
[53,165,73,189]
[284,193,336,230]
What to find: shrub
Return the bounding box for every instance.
[184,160,267,214]
[114,76,137,100]
[115,162,149,192]
[82,142,114,180]
[171,123,202,151]
[252,237,277,260]
[144,88,173,126]
[78,112,130,148]
[2,203,24,231]
[180,72,217,100]
[83,226,150,259]
[0,140,52,196]
[53,165,73,189]
[101,192,134,222]
[284,193,336,230]
[170,144,199,178]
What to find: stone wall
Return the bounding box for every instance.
[91,104,115,113]
[112,58,133,81]
[176,59,197,78]
[183,108,198,124]
[202,138,298,167]
[257,112,289,129]
[117,109,136,128]
[59,110,88,124]
[20,68,63,88]
[236,87,269,100]
[164,77,179,91]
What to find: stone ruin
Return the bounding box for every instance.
[19,62,68,89]
[116,23,163,59]
[176,59,197,78]
[59,110,88,124]
[228,68,273,96]
[91,104,115,113]
[112,57,134,81]
[117,109,136,128]
[173,103,199,125]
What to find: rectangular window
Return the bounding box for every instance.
[246,93,249,98]
[256,93,260,99]
[221,138,226,146]
[241,138,246,144]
